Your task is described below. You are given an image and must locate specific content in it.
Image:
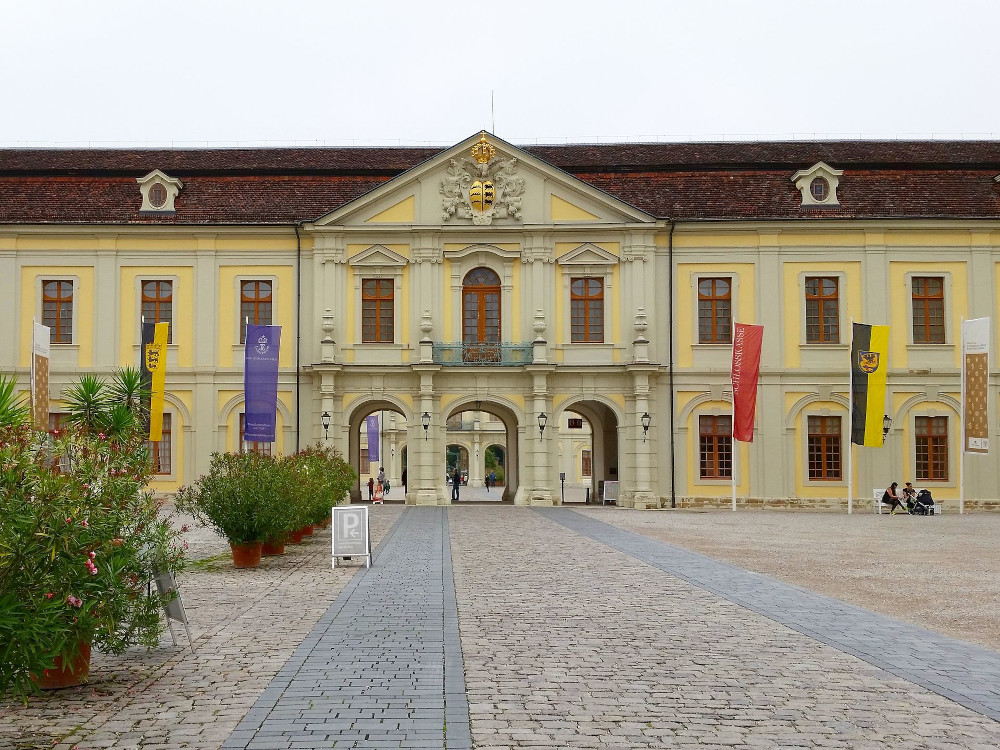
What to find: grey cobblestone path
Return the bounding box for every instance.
[222,507,471,750]
[541,507,1000,723]
[450,506,1000,749]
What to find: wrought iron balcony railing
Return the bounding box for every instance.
[432,341,533,366]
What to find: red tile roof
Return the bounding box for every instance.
[1,141,998,224]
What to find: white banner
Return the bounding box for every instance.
[962,318,990,454]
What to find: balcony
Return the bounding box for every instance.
[432,341,533,366]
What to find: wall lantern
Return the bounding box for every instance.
[882,414,892,444]
[641,412,651,442]
[321,411,331,440]
[421,411,431,440]
[537,412,547,441]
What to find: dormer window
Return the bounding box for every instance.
[136,169,183,214]
[791,162,843,207]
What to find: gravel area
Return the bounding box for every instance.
[578,508,1000,652]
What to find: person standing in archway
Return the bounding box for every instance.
[367,476,375,502]
[489,470,496,492]
[401,468,407,495]
[452,468,461,501]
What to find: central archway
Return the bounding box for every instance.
[444,397,520,502]
[345,399,411,504]
[557,399,620,504]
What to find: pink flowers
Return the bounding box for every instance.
[182,540,189,550]
[45,592,54,599]
[65,516,72,524]
[84,553,98,575]
[80,519,89,527]
[66,595,83,608]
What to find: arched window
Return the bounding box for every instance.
[462,267,501,362]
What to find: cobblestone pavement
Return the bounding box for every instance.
[451,507,1000,749]
[5,505,1000,750]
[0,505,404,750]
[221,507,470,750]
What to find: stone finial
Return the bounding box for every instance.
[321,309,335,343]
[634,307,648,338]
[533,309,547,341]
[420,309,433,338]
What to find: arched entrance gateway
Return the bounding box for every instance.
[442,399,520,502]
[557,400,620,504]
[346,400,409,504]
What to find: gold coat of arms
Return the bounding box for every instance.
[440,133,525,225]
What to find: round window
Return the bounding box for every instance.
[809,177,830,202]
[149,183,168,208]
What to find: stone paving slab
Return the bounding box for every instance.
[222,508,471,750]
[450,506,1000,749]
[540,507,1000,723]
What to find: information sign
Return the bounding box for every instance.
[153,570,195,652]
[603,480,620,505]
[332,505,371,568]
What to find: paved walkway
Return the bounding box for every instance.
[222,508,471,750]
[215,506,1000,750]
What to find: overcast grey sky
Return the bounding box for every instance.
[2,0,998,147]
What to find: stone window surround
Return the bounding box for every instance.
[348,244,408,349]
[791,162,843,207]
[232,274,278,348]
[912,410,955,486]
[444,245,517,343]
[798,271,848,348]
[693,409,742,486]
[557,243,616,349]
[134,274,180,345]
[136,169,183,214]
[691,272,738,347]
[36,274,80,347]
[904,271,952,346]
[801,409,847,486]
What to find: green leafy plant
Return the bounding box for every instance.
[0,373,30,428]
[287,444,356,527]
[0,376,184,703]
[175,451,296,546]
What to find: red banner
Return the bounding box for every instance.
[731,323,764,442]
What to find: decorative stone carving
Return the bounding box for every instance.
[136,169,183,214]
[440,133,525,225]
[321,309,335,343]
[533,309,547,340]
[634,307,648,337]
[419,309,433,338]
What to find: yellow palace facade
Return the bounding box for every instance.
[2,134,1000,509]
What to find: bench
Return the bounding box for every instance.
[873,488,941,514]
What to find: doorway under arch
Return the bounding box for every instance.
[443,399,520,502]
[560,400,620,504]
[346,400,409,503]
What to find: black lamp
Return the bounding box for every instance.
[537,412,547,441]
[641,412,651,442]
[321,411,330,440]
[421,411,431,440]
[882,414,892,444]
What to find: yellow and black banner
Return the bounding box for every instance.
[141,321,169,441]
[850,323,889,446]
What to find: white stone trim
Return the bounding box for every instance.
[791,162,843,207]
[136,169,183,214]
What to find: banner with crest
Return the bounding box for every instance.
[141,321,169,441]
[244,324,281,444]
[850,323,889,446]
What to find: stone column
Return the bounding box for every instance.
[629,309,658,509]
[527,366,555,505]
[412,366,441,505]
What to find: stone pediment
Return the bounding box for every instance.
[557,243,620,266]
[348,244,408,267]
[309,132,655,228]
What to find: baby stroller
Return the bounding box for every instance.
[907,489,935,515]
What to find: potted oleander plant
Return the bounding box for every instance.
[175,450,295,567]
[0,371,184,701]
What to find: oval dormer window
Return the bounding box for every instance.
[809,177,830,202]
[149,183,168,208]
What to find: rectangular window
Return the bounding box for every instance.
[360,452,371,475]
[240,280,273,344]
[361,279,394,343]
[699,415,733,479]
[148,413,172,475]
[916,416,948,481]
[912,277,945,343]
[141,280,173,344]
[570,277,604,343]
[581,449,592,477]
[42,280,73,343]
[698,278,731,344]
[807,415,842,480]
[239,413,272,456]
[804,277,839,344]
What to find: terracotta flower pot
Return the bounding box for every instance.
[301,525,315,536]
[261,539,285,556]
[36,641,91,690]
[287,528,306,544]
[230,542,263,568]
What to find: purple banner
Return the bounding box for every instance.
[244,324,281,443]
[366,415,379,462]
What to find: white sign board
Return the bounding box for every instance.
[332,505,371,568]
[603,481,620,505]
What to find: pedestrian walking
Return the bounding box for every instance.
[367,476,374,502]
[451,468,461,501]
[401,468,407,494]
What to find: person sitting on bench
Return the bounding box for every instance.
[883,482,909,515]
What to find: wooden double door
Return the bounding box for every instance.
[462,267,500,363]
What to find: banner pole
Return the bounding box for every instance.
[732,321,737,512]
[960,317,965,515]
[847,318,854,515]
